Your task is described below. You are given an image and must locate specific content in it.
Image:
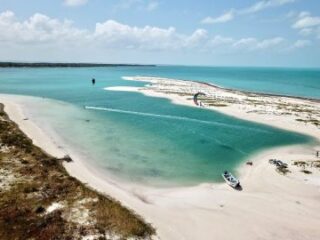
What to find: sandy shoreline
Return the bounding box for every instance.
[1,88,320,239]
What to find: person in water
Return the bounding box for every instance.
[92,78,96,85]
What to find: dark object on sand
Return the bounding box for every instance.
[269,159,288,168]
[301,169,312,174]
[246,161,253,166]
[270,159,290,175]
[92,78,96,85]
[61,155,73,163]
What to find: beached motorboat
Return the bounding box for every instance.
[222,171,240,188]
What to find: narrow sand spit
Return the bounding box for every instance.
[1,90,320,240]
[117,76,320,139]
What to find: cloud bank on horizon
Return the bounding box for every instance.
[0,0,319,67]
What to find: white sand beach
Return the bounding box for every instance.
[1,85,320,240]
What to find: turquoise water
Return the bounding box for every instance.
[0,66,317,186]
[1,66,320,99]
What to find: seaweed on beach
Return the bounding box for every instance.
[0,103,155,240]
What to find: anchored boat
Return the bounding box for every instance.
[222,171,240,188]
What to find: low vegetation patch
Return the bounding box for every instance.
[276,166,290,175]
[293,160,320,174]
[295,118,320,127]
[0,103,155,240]
[197,97,229,107]
[207,103,228,107]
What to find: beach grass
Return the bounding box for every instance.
[0,103,155,240]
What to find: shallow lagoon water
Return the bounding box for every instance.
[0,66,317,186]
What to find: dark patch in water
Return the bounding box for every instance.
[220,144,235,151]
[199,139,210,144]
[110,147,121,153]
[129,153,149,163]
[159,148,168,154]
[144,168,162,177]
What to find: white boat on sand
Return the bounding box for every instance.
[222,171,240,188]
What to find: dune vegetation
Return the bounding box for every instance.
[0,103,155,240]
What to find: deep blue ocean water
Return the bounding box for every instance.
[0,66,318,186]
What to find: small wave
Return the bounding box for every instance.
[85,106,269,133]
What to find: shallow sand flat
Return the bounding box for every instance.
[1,93,320,240]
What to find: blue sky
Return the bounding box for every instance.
[0,0,319,67]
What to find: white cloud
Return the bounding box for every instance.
[98,21,175,50]
[298,11,310,19]
[241,0,295,14]
[64,0,88,7]
[255,37,284,49]
[292,39,311,48]
[299,28,313,36]
[291,12,320,40]
[202,0,295,25]
[232,38,258,49]
[201,10,234,24]
[94,20,181,50]
[284,39,311,51]
[0,11,205,51]
[184,29,208,48]
[292,12,320,29]
[94,22,201,50]
[0,10,303,59]
[208,35,234,47]
[0,10,14,21]
[232,37,285,50]
[0,11,87,44]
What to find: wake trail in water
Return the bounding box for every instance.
[85,106,269,133]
